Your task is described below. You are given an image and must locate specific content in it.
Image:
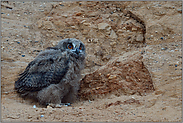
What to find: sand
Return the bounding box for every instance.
[1,1,182,122]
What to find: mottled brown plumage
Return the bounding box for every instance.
[15,38,86,107]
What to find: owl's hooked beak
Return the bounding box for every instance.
[75,48,80,54]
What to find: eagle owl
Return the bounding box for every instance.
[15,38,86,107]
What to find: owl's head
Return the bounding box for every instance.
[56,38,86,60]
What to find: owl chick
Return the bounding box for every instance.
[15,38,86,107]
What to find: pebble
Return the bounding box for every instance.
[89,100,92,103]
[110,30,117,38]
[76,12,82,16]
[160,37,164,40]
[161,47,167,50]
[169,50,175,52]
[108,75,117,80]
[22,55,25,57]
[122,27,126,30]
[39,9,44,12]
[62,14,68,18]
[83,23,91,26]
[110,41,117,46]
[136,34,143,42]
[28,116,32,119]
[40,115,44,118]
[132,27,137,31]
[177,9,182,13]
[33,105,36,108]
[175,64,177,67]
[117,29,124,33]
[98,23,110,30]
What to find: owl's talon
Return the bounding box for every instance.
[60,103,71,106]
[47,103,62,108]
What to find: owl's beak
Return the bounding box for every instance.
[75,48,80,54]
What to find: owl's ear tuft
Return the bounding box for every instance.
[63,42,67,49]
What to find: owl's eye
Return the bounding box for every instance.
[79,43,84,50]
[67,44,73,49]
[79,46,82,50]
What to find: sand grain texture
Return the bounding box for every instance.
[1,1,182,122]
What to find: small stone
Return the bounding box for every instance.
[71,26,76,29]
[47,105,53,108]
[3,92,9,95]
[132,27,137,31]
[110,30,117,38]
[136,34,143,42]
[106,74,110,77]
[33,105,36,108]
[98,23,110,30]
[110,41,117,46]
[161,47,167,50]
[117,29,124,33]
[83,23,91,26]
[175,49,179,51]
[177,9,182,13]
[80,20,86,23]
[40,115,44,118]
[62,14,68,18]
[108,75,117,80]
[21,55,25,57]
[76,12,82,16]
[52,42,56,46]
[122,27,126,30]
[160,37,163,40]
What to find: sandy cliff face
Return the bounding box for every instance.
[1,1,182,122]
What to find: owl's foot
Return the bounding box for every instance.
[46,103,71,108]
[47,103,62,108]
[60,103,71,106]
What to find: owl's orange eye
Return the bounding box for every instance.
[79,46,82,50]
[67,44,73,49]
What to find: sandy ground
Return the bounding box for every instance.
[1,1,182,122]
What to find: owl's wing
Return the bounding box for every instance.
[15,53,69,93]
